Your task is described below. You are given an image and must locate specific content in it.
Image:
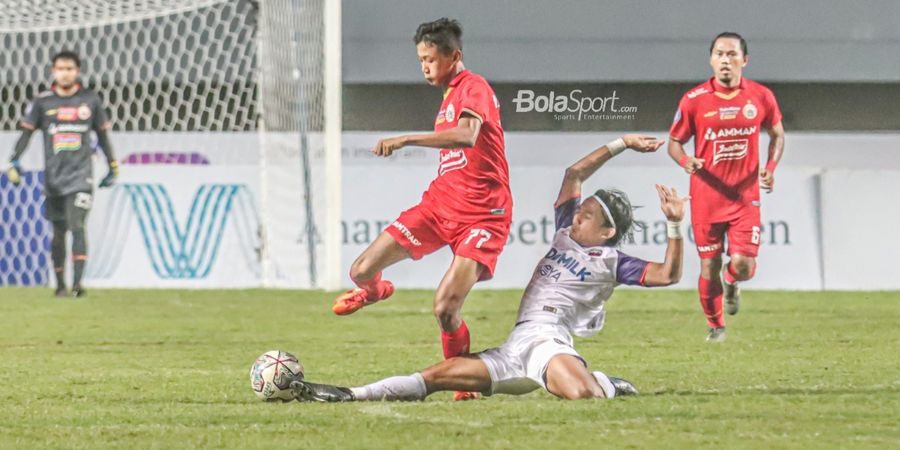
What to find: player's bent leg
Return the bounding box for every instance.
[434,255,483,332]
[333,232,410,315]
[545,354,607,399]
[421,355,492,395]
[433,255,484,400]
[723,254,755,316]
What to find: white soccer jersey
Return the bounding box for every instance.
[514,196,650,337]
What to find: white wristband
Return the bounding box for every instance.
[667,220,683,239]
[607,138,627,157]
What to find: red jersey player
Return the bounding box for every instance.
[667,32,786,342]
[332,18,511,400]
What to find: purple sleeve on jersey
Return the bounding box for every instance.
[554,197,579,230]
[615,250,649,286]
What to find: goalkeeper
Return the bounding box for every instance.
[6,50,118,298]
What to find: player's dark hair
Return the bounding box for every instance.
[414,18,463,55]
[710,32,748,56]
[592,188,636,247]
[52,50,81,68]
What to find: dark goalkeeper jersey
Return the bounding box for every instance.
[19,84,111,196]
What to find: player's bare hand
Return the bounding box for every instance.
[682,156,705,174]
[759,168,775,193]
[623,134,665,153]
[372,136,407,157]
[656,184,688,222]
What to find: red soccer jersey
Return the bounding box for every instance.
[670,77,782,223]
[420,69,512,222]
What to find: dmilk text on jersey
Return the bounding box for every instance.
[540,247,592,282]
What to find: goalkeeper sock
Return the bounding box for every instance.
[51,222,67,288]
[350,373,427,401]
[71,227,87,287]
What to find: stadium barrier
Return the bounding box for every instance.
[1,132,897,290]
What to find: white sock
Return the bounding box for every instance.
[350,373,427,401]
[592,371,616,399]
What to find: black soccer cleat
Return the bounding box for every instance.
[71,286,87,298]
[54,287,68,298]
[290,380,356,403]
[608,377,639,397]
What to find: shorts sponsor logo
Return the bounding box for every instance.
[719,106,740,120]
[438,149,468,176]
[713,139,749,165]
[73,192,93,210]
[697,242,722,253]
[77,104,92,120]
[742,102,758,119]
[57,106,79,121]
[391,221,421,246]
[52,133,82,153]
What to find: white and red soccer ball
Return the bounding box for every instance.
[249,350,304,401]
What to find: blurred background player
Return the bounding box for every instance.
[330,18,512,401]
[6,50,118,298]
[667,32,785,342]
[292,135,685,403]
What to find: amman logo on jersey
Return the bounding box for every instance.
[704,126,757,141]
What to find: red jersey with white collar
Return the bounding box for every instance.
[420,70,512,222]
[670,77,782,223]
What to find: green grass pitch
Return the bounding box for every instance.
[0,288,897,449]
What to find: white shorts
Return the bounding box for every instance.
[476,322,583,396]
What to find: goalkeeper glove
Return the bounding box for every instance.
[99,160,119,188]
[6,161,22,186]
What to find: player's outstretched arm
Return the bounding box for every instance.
[371,115,482,157]
[556,134,663,205]
[642,185,686,287]
[759,121,785,193]
[667,139,704,174]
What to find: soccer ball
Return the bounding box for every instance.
[249,350,304,402]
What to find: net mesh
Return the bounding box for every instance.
[0,0,330,287]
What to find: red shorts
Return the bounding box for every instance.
[385,203,511,281]
[692,207,761,259]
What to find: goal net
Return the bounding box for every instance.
[0,0,341,289]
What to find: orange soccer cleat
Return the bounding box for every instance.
[331,281,394,316]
